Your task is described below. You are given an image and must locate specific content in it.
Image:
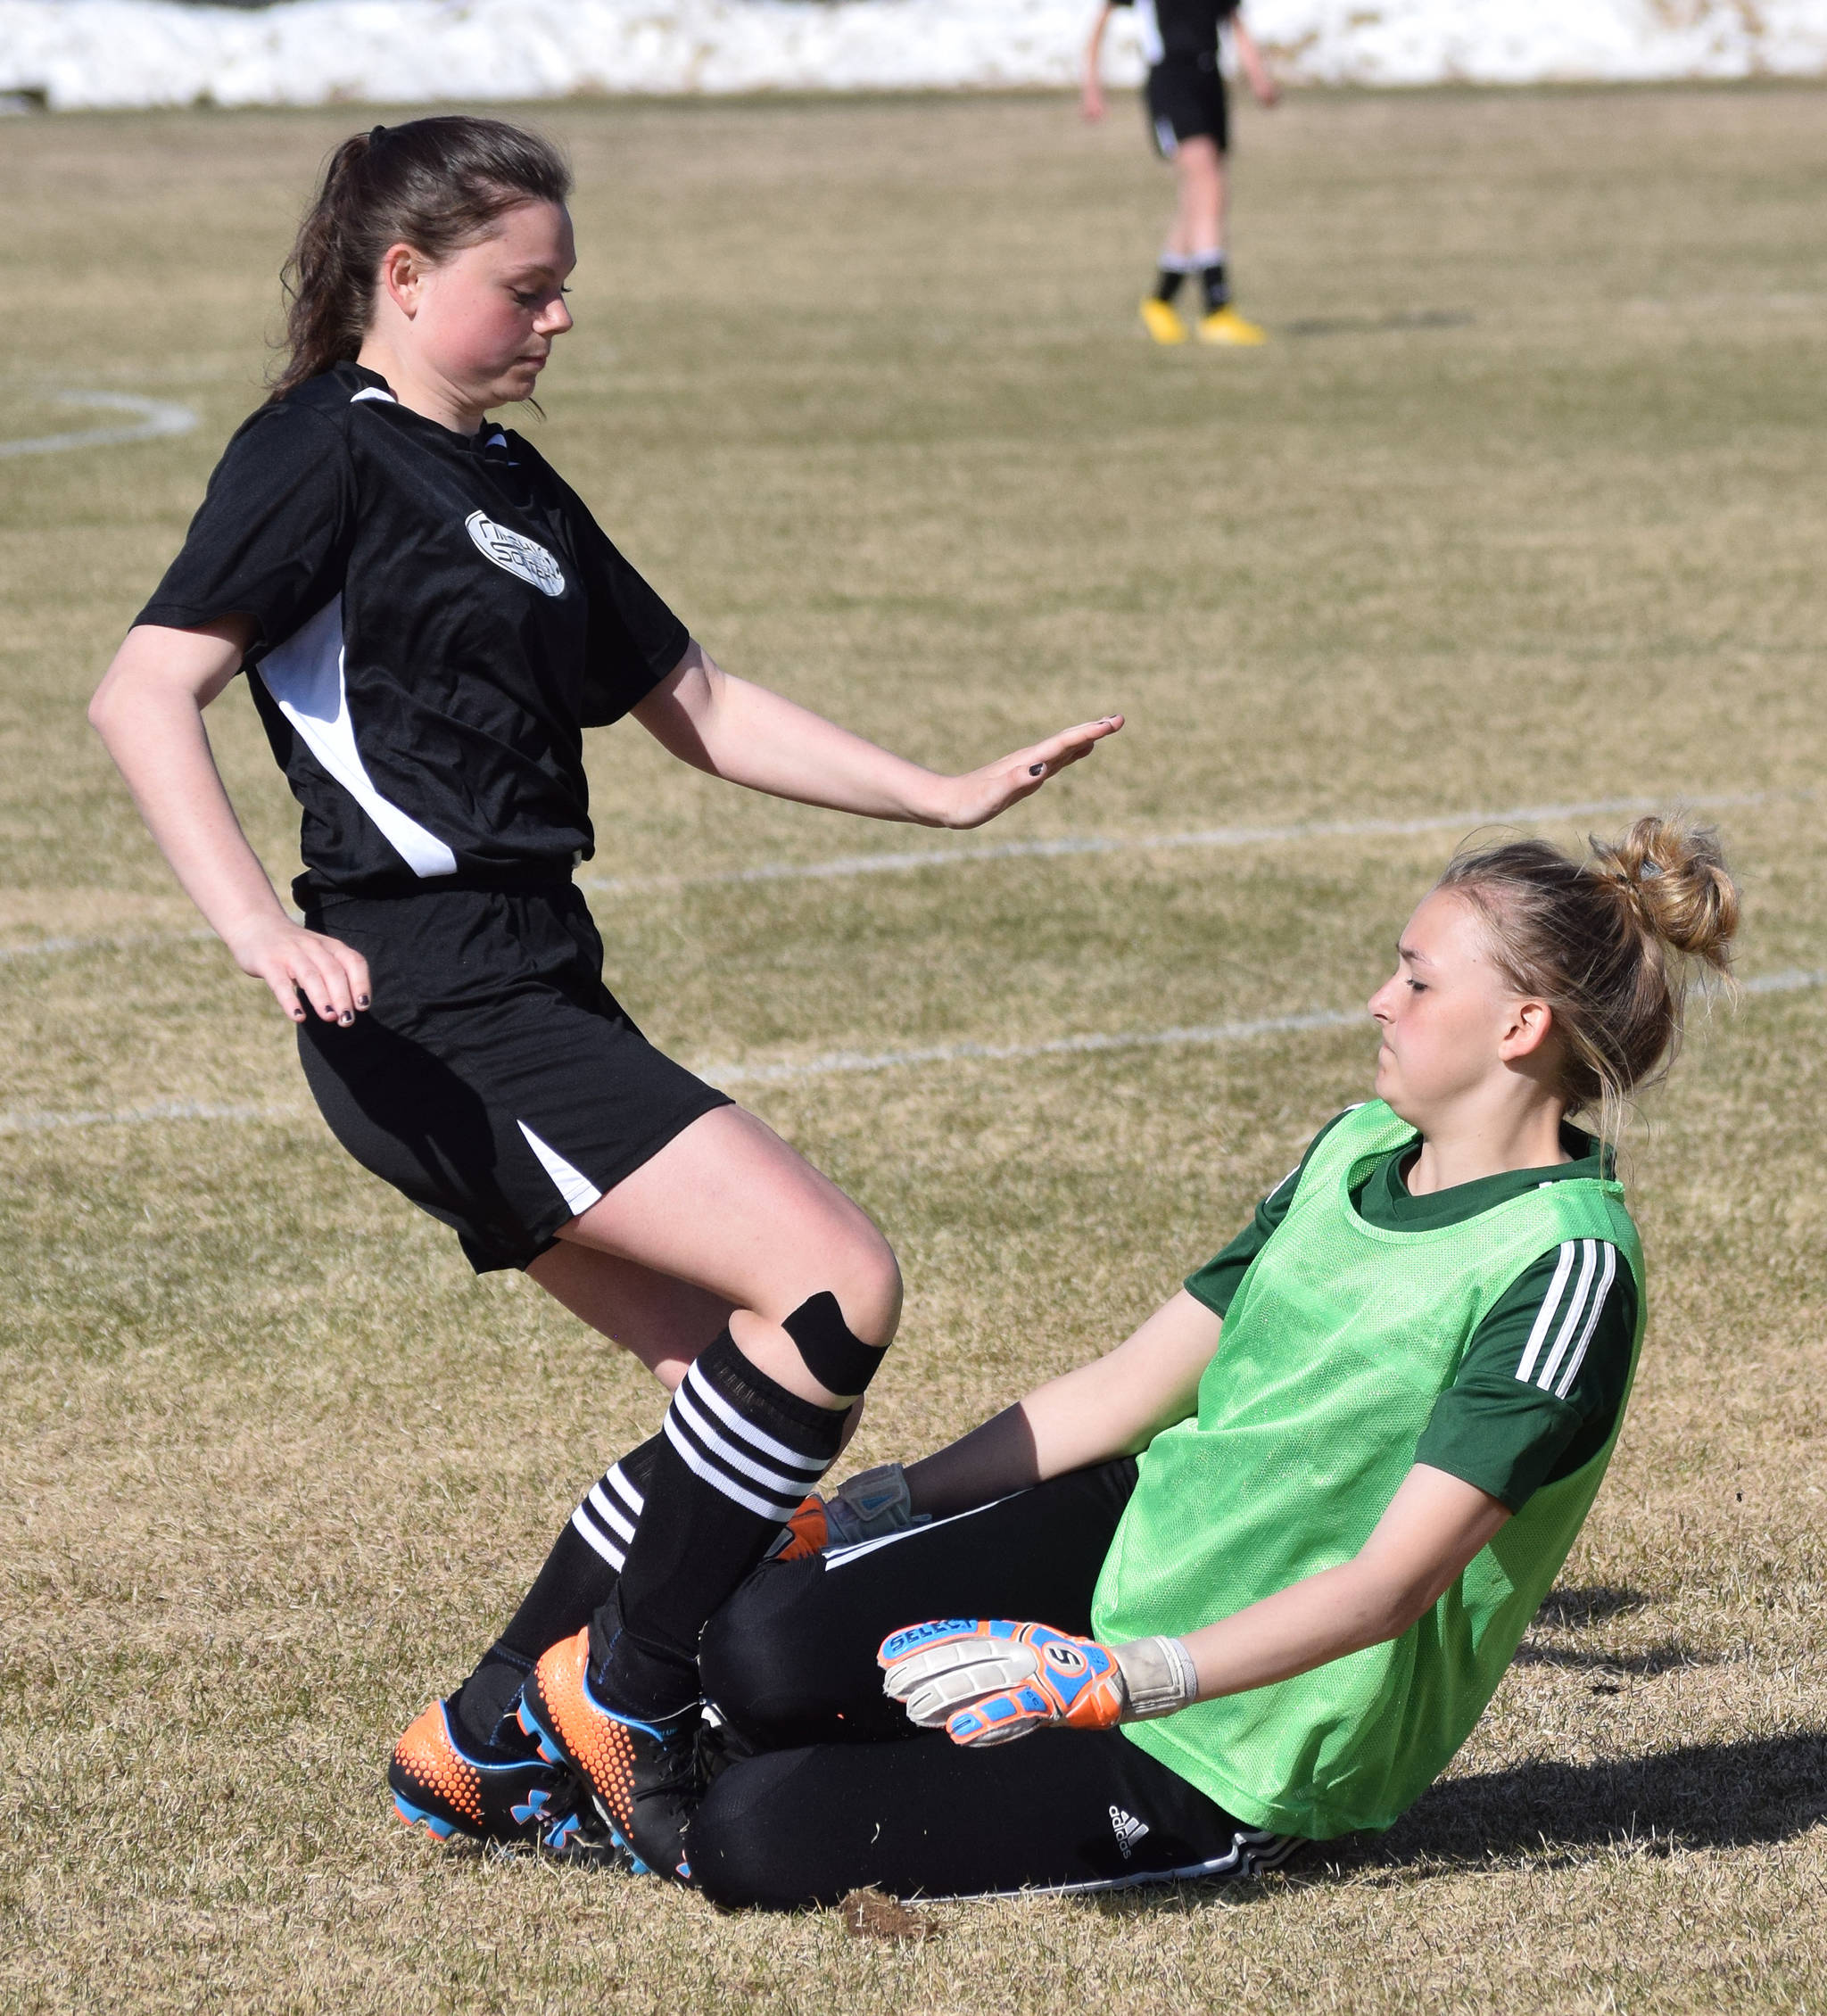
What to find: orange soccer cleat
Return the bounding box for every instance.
[517,1628,703,1882]
[388,1696,575,1847]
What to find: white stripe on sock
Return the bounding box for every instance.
[684,1360,830,1475]
[570,1504,626,1570]
[671,1378,821,1508]
[605,1463,645,1518]
[585,1482,637,1546]
[662,1409,804,1523]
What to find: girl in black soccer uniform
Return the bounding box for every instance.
[1083,0,1280,345]
[88,117,1121,1880]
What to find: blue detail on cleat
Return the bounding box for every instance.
[517,1697,567,1765]
[509,1787,551,1826]
[394,1793,458,1839]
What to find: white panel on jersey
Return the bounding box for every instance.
[252,595,459,878]
[349,386,397,405]
[517,1120,604,1218]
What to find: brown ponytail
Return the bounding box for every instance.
[1437,814,1739,1140]
[272,116,572,401]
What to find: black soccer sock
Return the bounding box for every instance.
[454,1434,665,1749]
[591,1329,847,1722]
[1153,259,1187,303]
[1197,252,1230,314]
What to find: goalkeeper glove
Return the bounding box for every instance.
[770,1462,927,1562]
[878,1618,1198,1747]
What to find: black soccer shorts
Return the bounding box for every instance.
[1145,52,1230,157]
[297,881,731,1273]
[690,1461,1300,1905]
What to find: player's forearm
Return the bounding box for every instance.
[1174,1559,1420,1703]
[1084,6,1112,75]
[1171,1466,1511,1703]
[89,641,291,947]
[640,649,954,824]
[1231,21,1276,98]
[905,1297,1215,1516]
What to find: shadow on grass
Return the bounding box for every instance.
[1090,1730,1827,1919]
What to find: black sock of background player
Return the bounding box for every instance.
[591,1329,847,1721]
[1153,260,1186,303]
[1199,255,1230,314]
[453,1434,665,1749]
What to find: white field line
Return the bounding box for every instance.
[576,789,1794,897]
[0,928,213,964]
[4,970,1820,1136]
[0,391,197,459]
[11,789,1793,964]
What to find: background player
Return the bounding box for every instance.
[682,817,1738,1903]
[1083,0,1281,345]
[86,115,1122,1881]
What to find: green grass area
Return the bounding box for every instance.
[3,83,1825,2013]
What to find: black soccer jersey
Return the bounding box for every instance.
[1112,0,1241,65]
[137,362,690,899]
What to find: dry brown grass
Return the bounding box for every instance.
[1,83,1824,2014]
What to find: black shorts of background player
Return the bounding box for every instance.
[88,116,1123,1880]
[1083,0,1281,346]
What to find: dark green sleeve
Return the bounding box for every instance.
[1185,1110,1353,1318]
[1415,1239,1638,1513]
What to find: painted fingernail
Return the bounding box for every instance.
[1029,763,1045,776]
[356,995,370,1009]
[339,1012,354,1027]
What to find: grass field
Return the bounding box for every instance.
[3,80,1826,2014]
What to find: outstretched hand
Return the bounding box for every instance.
[227,913,373,1026]
[933,715,1123,830]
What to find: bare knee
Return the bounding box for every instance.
[831,1220,902,1349]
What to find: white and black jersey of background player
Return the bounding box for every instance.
[1083,0,1282,346]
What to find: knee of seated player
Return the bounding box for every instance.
[699,1566,832,1738]
[690,1753,838,1911]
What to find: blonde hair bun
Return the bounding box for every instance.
[1586,814,1738,977]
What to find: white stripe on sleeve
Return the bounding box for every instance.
[1534,1241,1600,1394]
[1551,1243,1619,1398]
[1515,1241,1580,1385]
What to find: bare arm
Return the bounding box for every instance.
[632,640,1123,831]
[1230,12,1281,106]
[87,623,371,1023]
[1082,4,1118,120]
[903,1289,1220,1516]
[1178,1465,1510,1701]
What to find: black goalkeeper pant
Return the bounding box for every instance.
[690,1460,1297,1907]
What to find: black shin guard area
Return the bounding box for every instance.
[596,1329,847,1719]
[781,1292,884,1398]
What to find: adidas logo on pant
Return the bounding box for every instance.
[1108,1805,1151,1860]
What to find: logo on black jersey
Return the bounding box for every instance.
[466,511,566,598]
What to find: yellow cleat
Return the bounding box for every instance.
[1138,297,1189,345]
[1195,306,1269,346]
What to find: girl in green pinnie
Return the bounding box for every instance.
[680,815,1737,1905]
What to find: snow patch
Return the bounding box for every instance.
[1,0,1823,113]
